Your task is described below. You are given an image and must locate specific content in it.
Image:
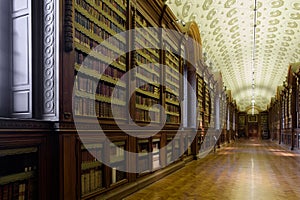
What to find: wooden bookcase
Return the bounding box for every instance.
[0,128,57,200]
[137,138,151,175]
[73,0,127,120]
[0,147,38,200]
[197,75,204,128]
[164,35,181,124]
[260,112,269,139]
[134,8,161,123]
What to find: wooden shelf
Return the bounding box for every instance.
[0,171,35,185]
[0,147,37,157]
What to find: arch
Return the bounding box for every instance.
[182,21,203,66]
[245,105,262,114]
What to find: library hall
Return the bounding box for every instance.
[1,0,300,199]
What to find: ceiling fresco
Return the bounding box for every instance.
[167,0,300,111]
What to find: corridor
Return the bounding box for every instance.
[124,139,300,200]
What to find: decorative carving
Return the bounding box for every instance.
[64,0,73,52]
[43,0,57,118]
[0,119,53,130]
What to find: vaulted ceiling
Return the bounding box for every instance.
[167,0,300,112]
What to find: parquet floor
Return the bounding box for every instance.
[124,138,300,200]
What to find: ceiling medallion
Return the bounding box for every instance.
[207,8,216,20]
[270,0,284,8]
[224,0,236,8]
[270,10,281,17]
[292,2,300,10]
[227,8,237,17]
[287,21,298,28]
[182,2,191,17]
[269,19,279,25]
[203,0,213,10]
[290,13,300,20]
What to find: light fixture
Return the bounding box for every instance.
[251,0,257,115]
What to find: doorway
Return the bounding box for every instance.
[248,123,258,138]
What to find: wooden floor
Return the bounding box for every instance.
[124,138,300,200]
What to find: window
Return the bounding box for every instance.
[0,0,32,118]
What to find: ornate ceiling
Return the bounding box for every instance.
[167,0,300,112]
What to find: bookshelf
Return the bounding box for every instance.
[152,138,161,170]
[209,83,215,129]
[109,140,126,185]
[80,143,104,197]
[164,37,181,124]
[134,9,161,123]
[137,139,150,174]
[197,75,204,128]
[166,136,173,164]
[260,113,269,139]
[73,0,127,120]
[298,80,300,128]
[204,83,211,129]
[0,147,38,200]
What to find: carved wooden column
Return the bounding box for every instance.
[41,0,59,120]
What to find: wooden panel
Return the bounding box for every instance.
[12,91,29,113]
[13,15,30,86]
[13,0,29,13]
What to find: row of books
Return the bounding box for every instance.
[74,97,96,116]
[136,53,159,67]
[166,73,180,85]
[165,49,179,62]
[166,82,179,92]
[166,57,179,70]
[75,51,126,73]
[0,181,32,200]
[136,94,159,107]
[75,31,123,61]
[166,92,179,102]
[102,1,126,26]
[166,65,179,75]
[74,97,126,118]
[165,41,179,54]
[136,11,158,38]
[136,80,160,94]
[107,0,126,15]
[135,29,159,48]
[135,109,160,122]
[81,169,102,195]
[166,104,180,113]
[136,66,160,84]
[135,20,157,38]
[75,75,126,99]
[136,47,159,62]
[110,143,125,158]
[75,0,125,29]
[75,11,126,48]
[166,114,180,123]
[136,65,160,81]
[135,43,159,60]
